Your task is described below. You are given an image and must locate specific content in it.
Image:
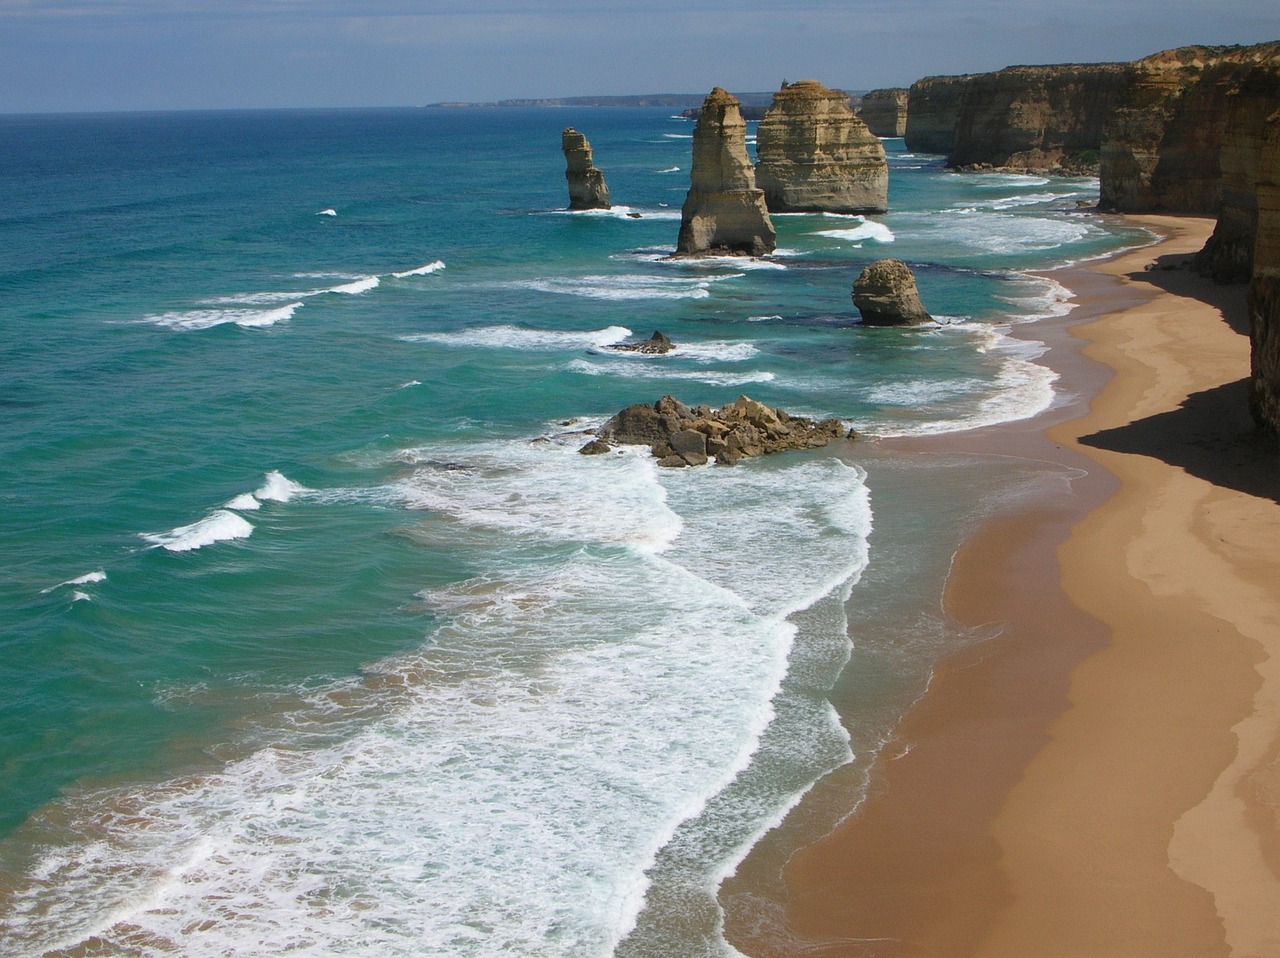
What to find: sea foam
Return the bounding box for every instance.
[403,324,632,350]
[391,260,446,278]
[143,303,302,331]
[140,510,254,552]
[813,216,896,244]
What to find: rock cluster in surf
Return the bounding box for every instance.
[675,88,777,257]
[607,330,675,354]
[755,80,888,214]
[583,395,851,466]
[562,127,611,210]
[852,259,934,327]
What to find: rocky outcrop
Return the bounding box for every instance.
[675,88,776,257]
[1100,43,1280,214]
[904,74,971,155]
[608,330,674,354]
[588,394,851,466]
[562,127,611,210]
[1248,112,1280,435]
[754,80,888,214]
[852,259,933,326]
[1191,59,1280,282]
[858,88,909,137]
[948,63,1129,173]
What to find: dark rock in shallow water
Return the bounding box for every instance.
[578,438,613,455]
[609,330,675,354]
[588,394,852,466]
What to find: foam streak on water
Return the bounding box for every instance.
[3,445,872,958]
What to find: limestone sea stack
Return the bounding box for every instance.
[562,127,611,210]
[853,259,933,326]
[755,80,888,214]
[675,88,776,257]
[858,88,909,138]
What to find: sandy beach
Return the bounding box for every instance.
[727,215,1280,957]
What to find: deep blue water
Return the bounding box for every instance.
[0,106,1149,957]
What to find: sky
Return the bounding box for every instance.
[2,0,1278,113]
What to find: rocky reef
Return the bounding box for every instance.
[675,88,776,257]
[562,127,611,210]
[585,395,850,466]
[1249,113,1280,436]
[754,80,888,214]
[858,88,909,138]
[607,330,674,354]
[852,259,933,326]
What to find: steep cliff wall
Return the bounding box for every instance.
[858,88,908,137]
[561,128,611,210]
[1192,59,1280,281]
[676,88,776,257]
[755,80,888,214]
[947,63,1129,172]
[1248,111,1280,435]
[904,74,971,154]
[1099,43,1280,214]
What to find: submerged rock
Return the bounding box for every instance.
[755,79,888,214]
[675,88,776,257]
[608,330,675,354]
[588,394,851,466]
[852,259,934,326]
[562,127,611,210]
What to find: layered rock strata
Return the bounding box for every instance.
[852,259,933,326]
[675,88,776,257]
[858,88,909,138]
[1248,113,1280,435]
[562,127,611,210]
[754,80,888,214]
[903,74,972,155]
[1100,43,1280,214]
[586,394,850,466]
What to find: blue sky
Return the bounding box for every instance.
[2,0,1278,113]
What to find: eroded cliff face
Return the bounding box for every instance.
[904,74,972,155]
[1248,112,1280,435]
[562,128,611,210]
[1191,60,1280,281]
[1099,43,1280,214]
[676,88,776,257]
[754,80,888,214]
[858,88,909,138]
[948,63,1129,172]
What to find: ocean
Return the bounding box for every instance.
[0,106,1149,957]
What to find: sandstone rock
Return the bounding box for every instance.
[1100,43,1280,214]
[562,127,611,210]
[675,88,776,257]
[858,88,909,138]
[904,74,972,155]
[1249,111,1280,436]
[609,330,674,354]
[852,259,933,326]
[755,80,888,214]
[595,394,852,465]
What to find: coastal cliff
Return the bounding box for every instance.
[948,63,1129,172]
[675,88,776,257]
[1249,113,1280,435]
[858,88,909,137]
[1099,43,1280,214]
[903,74,971,155]
[561,128,611,210]
[754,80,888,214]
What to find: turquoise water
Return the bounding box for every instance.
[0,107,1148,956]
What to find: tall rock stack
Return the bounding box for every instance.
[562,127,611,210]
[755,80,888,214]
[1248,114,1280,436]
[675,88,776,257]
[858,88,909,138]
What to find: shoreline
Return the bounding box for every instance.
[724,215,1280,956]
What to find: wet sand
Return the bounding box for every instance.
[726,216,1280,957]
